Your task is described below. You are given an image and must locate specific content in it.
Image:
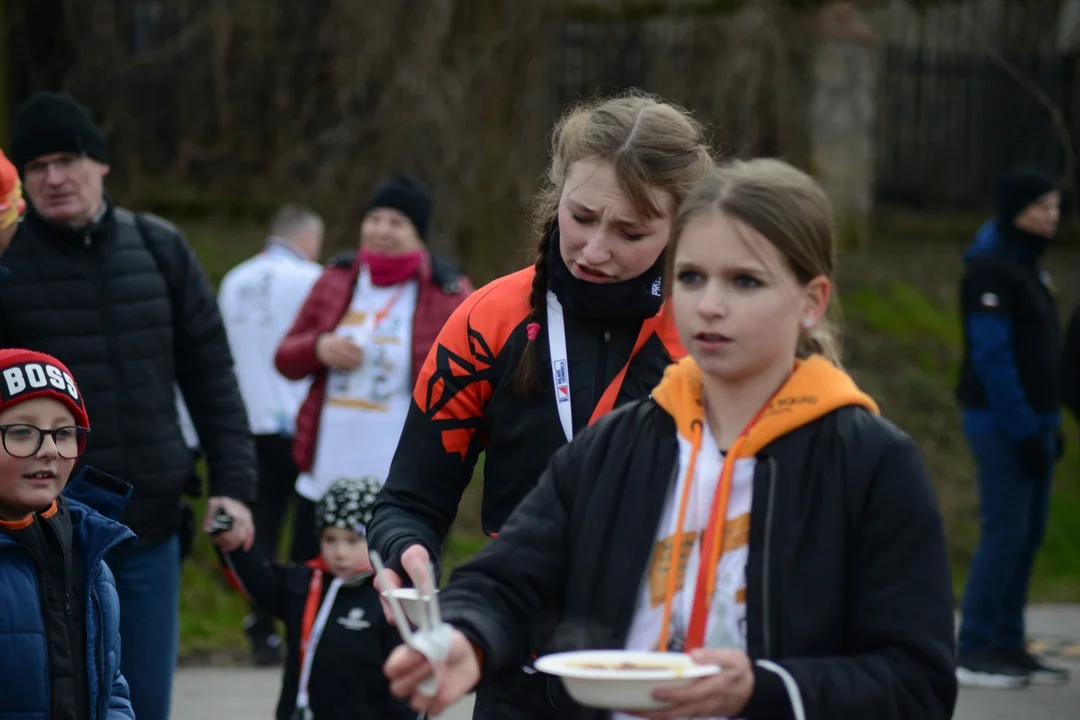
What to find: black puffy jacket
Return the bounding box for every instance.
[439,358,958,720]
[0,200,255,544]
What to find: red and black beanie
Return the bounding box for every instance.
[0,349,89,428]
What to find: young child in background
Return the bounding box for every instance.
[0,348,137,720]
[220,475,413,720]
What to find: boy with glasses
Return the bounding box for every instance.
[0,348,137,719]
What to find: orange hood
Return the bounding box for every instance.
[652,354,879,455]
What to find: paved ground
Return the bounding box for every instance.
[172,604,1080,720]
[172,668,474,719]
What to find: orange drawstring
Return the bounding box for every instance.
[656,420,702,653]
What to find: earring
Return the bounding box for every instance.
[802,317,814,329]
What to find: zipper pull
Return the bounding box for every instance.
[603,329,611,342]
[64,593,73,616]
[83,233,92,249]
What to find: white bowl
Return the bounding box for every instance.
[533,649,720,711]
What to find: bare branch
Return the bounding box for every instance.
[959,8,1078,221]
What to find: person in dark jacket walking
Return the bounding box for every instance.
[0,91,258,720]
[954,167,1070,689]
[382,159,958,720]
[220,475,413,720]
[0,348,138,720]
[368,92,712,719]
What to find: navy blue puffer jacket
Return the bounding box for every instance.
[0,467,137,720]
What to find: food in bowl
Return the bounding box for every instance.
[534,650,720,711]
[570,660,687,672]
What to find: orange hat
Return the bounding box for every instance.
[0,149,25,231]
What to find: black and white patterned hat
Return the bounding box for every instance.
[315,476,382,536]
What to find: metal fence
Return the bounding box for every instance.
[875,47,1071,210]
[7,1,1080,213]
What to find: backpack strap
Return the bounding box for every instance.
[116,207,181,316]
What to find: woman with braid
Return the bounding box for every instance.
[367,91,714,719]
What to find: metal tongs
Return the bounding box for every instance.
[371,550,453,697]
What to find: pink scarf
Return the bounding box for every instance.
[360,249,426,287]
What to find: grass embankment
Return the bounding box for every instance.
[174,211,1080,662]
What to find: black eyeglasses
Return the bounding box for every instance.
[0,424,89,459]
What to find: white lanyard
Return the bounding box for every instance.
[295,575,344,712]
[546,291,575,443]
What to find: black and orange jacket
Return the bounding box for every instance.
[367,265,684,577]
[436,356,958,720]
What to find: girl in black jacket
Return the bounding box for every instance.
[382,159,958,720]
[221,476,412,720]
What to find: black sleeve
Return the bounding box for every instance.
[215,544,298,619]
[435,440,578,684]
[146,216,257,502]
[366,293,491,580]
[1062,299,1080,422]
[742,431,957,720]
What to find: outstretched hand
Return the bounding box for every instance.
[372,544,434,627]
[384,629,482,717]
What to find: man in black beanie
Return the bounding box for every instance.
[955,166,1070,689]
[0,91,259,720]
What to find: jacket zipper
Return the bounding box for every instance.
[761,456,778,658]
[87,242,131,474]
[91,575,106,720]
[26,549,58,715]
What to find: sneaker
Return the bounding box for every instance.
[956,652,1030,689]
[1002,649,1070,686]
[244,614,283,667]
[249,632,283,667]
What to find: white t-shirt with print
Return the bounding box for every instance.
[616,420,754,720]
[295,267,417,501]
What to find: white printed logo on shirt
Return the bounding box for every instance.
[337,607,371,631]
